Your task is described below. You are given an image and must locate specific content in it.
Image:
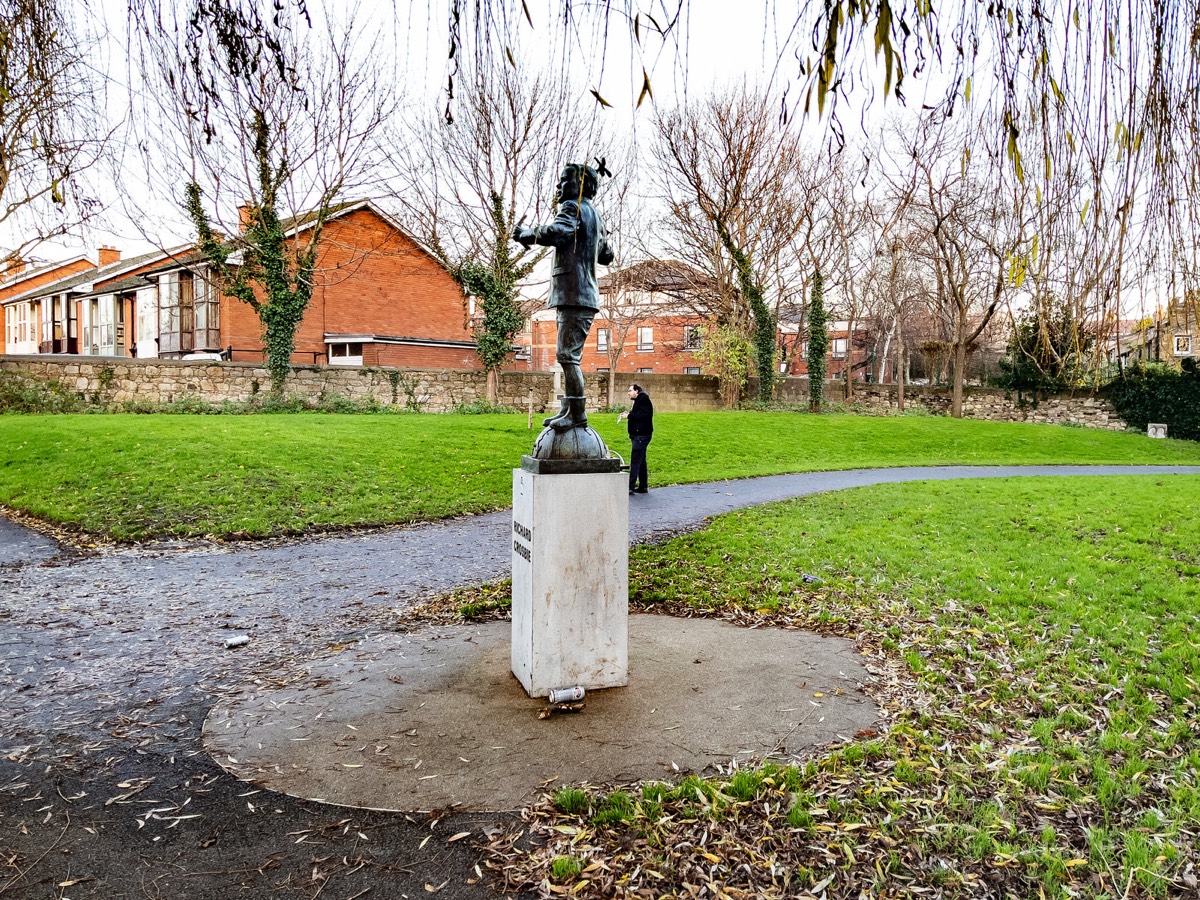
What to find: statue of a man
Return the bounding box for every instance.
[512,163,613,431]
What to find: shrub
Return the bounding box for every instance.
[0,372,87,413]
[452,399,518,415]
[1104,360,1200,440]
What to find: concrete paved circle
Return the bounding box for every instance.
[203,615,878,812]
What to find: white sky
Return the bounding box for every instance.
[15,0,929,263]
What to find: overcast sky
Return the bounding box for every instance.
[16,1,930,262]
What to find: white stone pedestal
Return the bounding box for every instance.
[511,469,628,698]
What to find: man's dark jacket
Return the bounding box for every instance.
[627,390,654,438]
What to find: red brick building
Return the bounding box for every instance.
[2,253,102,354]
[518,260,713,376]
[143,200,478,367]
[2,201,480,368]
[2,248,173,356]
[517,260,873,381]
[780,322,873,381]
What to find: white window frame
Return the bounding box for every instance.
[683,366,701,375]
[1175,334,1193,356]
[636,367,653,374]
[596,327,609,352]
[683,325,703,350]
[637,326,654,351]
[831,337,848,359]
[329,342,364,366]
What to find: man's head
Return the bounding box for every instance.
[556,163,599,203]
[628,384,641,401]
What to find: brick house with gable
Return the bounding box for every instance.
[140,199,477,367]
[2,200,481,368]
[519,259,874,384]
[2,252,103,354]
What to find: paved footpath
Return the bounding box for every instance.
[1,465,1197,898]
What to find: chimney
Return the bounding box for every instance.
[98,246,121,266]
[237,203,253,232]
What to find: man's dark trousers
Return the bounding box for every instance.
[629,435,651,492]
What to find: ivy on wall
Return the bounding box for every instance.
[716,222,776,402]
[806,270,829,412]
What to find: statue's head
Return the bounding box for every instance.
[556,163,599,203]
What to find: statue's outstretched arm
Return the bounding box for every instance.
[530,201,581,248]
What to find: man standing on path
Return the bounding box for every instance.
[618,383,653,493]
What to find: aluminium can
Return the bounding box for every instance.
[548,686,585,704]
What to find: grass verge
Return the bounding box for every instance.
[490,475,1200,899]
[1,412,1198,540]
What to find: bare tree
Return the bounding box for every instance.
[133,1,397,392]
[887,113,1027,417]
[650,85,814,403]
[0,0,109,265]
[814,155,880,400]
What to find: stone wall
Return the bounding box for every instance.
[764,378,1126,430]
[0,355,1126,429]
[0,355,723,414]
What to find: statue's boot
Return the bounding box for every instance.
[545,396,587,431]
[542,397,569,428]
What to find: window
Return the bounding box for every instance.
[158,273,186,353]
[683,325,703,350]
[329,342,364,365]
[193,274,220,349]
[1175,334,1193,356]
[637,326,654,351]
[831,338,848,359]
[596,367,610,373]
[683,366,701,375]
[637,367,653,374]
[4,305,27,347]
[44,296,66,343]
[98,295,114,352]
[596,327,609,352]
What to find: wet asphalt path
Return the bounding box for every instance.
[4,465,1200,744]
[0,465,1197,898]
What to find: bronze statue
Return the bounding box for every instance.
[512,163,613,431]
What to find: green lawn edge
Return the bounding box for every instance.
[1,411,1198,540]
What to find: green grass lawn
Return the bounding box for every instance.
[1,412,1199,539]
[499,475,1200,899]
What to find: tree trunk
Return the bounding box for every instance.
[950,332,967,418]
[845,312,856,401]
[607,368,615,409]
[486,367,498,405]
[896,329,906,412]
